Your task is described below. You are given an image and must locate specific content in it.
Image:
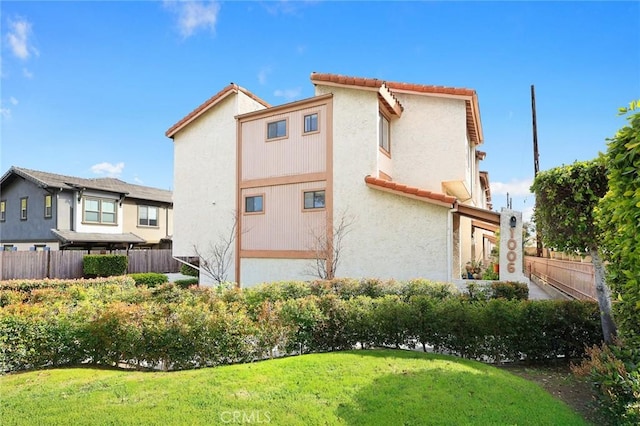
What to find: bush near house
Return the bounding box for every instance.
[0,278,602,373]
[82,254,128,278]
[129,273,168,288]
[180,263,199,277]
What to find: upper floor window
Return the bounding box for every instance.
[83,197,117,224]
[20,197,28,220]
[303,190,325,210]
[245,194,264,214]
[138,205,158,227]
[0,200,5,222]
[267,119,287,140]
[379,112,390,153]
[304,113,318,133]
[44,194,52,218]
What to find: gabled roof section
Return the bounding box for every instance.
[310,72,483,144]
[165,83,270,138]
[365,175,457,208]
[1,167,172,204]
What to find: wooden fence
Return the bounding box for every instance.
[525,256,596,301]
[0,249,181,280]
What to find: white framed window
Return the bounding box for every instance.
[44,194,52,218]
[304,113,318,133]
[267,119,287,140]
[245,194,264,214]
[138,205,158,227]
[379,112,390,153]
[20,197,28,220]
[0,200,5,222]
[83,197,117,224]
[303,190,325,210]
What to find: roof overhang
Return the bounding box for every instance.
[455,204,500,225]
[442,180,471,201]
[365,175,456,208]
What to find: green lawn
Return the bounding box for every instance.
[0,349,587,425]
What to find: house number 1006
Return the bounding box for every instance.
[507,227,517,273]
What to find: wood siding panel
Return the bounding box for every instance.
[241,104,327,181]
[241,181,326,252]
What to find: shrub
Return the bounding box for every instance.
[83,255,128,278]
[180,263,199,277]
[129,273,168,288]
[401,278,458,300]
[490,281,529,300]
[174,278,198,289]
[572,342,640,425]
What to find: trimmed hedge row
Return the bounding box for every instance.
[83,255,128,277]
[0,278,602,372]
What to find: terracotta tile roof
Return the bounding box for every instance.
[166,84,270,138]
[364,175,457,207]
[311,72,483,144]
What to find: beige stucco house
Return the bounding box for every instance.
[167,73,498,287]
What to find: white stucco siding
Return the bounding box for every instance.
[390,94,468,192]
[241,258,312,287]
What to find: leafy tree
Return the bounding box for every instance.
[597,101,640,347]
[531,159,616,343]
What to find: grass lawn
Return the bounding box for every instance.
[0,349,588,425]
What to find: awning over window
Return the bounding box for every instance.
[51,229,145,248]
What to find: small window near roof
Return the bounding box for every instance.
[0,200,5,222]
[138,205,158,227]
[379,112,390,153]
[304,113,318,133]
[267,119,287,139]
[20,197,28,220]
[245,195,264,213]
[304,190,325,210]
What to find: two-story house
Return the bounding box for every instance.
[166,73,499,287]
[0,167,173,251]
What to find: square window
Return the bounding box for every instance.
[267,119,287,139]
[44,194,52,218]
[304,113,318,133]
[139,205,159,227]
[245,195,264,213]
[304,190,325,209]
[83,197,117,224]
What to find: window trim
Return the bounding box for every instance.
[82,197,118,225]
[138,205,159,228]
[44,194,52,219]
[266,118,288,141]
[244,193,265,215]
[20,197,28,221]
[303,112,320,135]
[302,189,326,211]
[0,200,5,222]
[379,111,391,155]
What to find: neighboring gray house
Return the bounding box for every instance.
[0,167,173,251]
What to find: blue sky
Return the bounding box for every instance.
[2,1,639,221]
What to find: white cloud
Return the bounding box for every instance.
[9,97,18,105]
[0,108,11,118]
[164,1,220,38]
[6,18,38,60]
[134,176,144,185]
[490,178,533,196]
[274,87,302,101]
[257,66,271,85]
[91,162,125,177]
[22,68,33,79]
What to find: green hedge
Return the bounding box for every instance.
[174,278,199,289]
[0,279,603,372]
[83,255,128,277]
[129,273,168,288]
[180,264,199,277]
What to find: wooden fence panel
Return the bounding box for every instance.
[525,256,596,301]
[0,251,48,280]
[0,249,179,280]
[49,251,86,279]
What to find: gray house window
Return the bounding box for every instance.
[20,197,28,220]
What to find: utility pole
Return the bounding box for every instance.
[531,85,543,257]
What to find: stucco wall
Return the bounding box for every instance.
[122,199,172,244]
[316,84,451,282]
[240,258,313,287]
[172,91,266,283]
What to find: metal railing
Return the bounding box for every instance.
[524,256,596,301]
